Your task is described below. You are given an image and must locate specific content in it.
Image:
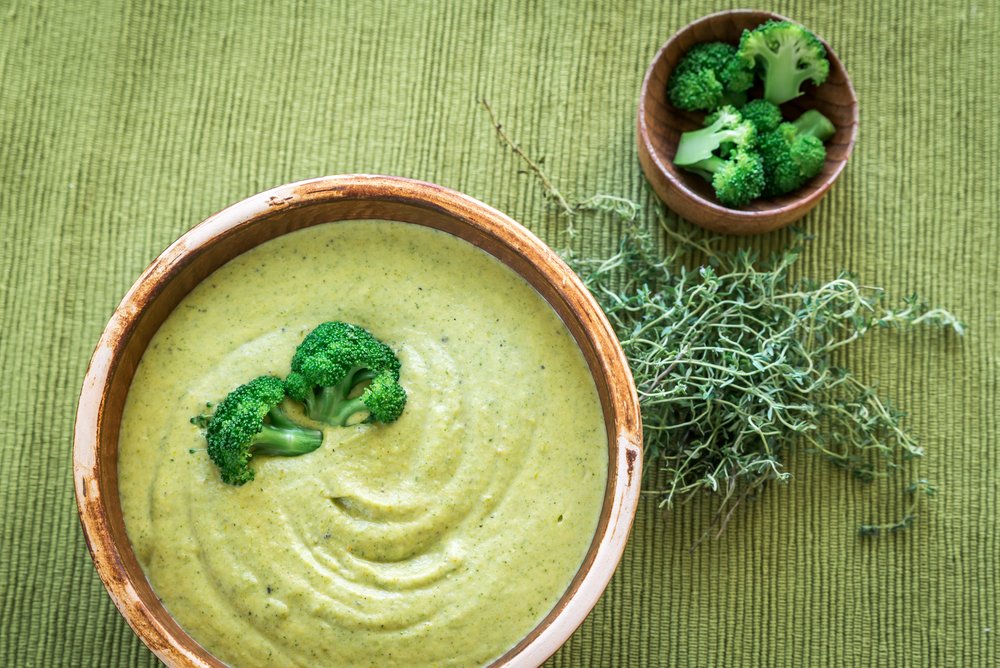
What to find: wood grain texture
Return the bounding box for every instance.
[637,10,858,234]
[73,175,643,668]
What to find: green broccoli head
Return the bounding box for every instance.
[709,100,782,158]
[739,99,784,134]
[360,370,408,423]
[674,105,756,166]
[711,150,766,207]
[737,20,830,105]
[285,321,407,427]
[667,42,754,111]
[685,150,765,208]
[757,111,833,196]
[204,375,323,486]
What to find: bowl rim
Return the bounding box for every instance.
[73,174,643,667]
[637,9,859,232]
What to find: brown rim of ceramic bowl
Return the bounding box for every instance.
[73,175,643,667]
[637,9,859,235]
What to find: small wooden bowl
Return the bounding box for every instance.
[637,9,858,235]
[73,175,643,667]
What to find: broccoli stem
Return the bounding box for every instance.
[686,155,726,182]
[250,407,323,456]
[761,52,807,106]
[329,396,369,427]
[351,368,377,385]
[791,110,835,141]
[310,386,343,420]
[303,367,377,425]
[754,36,824,106]
[251,424,323,455]
[266,404,301,430]
[674,110,751,166]
[329,367,377,425]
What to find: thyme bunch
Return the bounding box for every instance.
[482,100,963,537]
[568,218,961,535]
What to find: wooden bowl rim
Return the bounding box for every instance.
[73,174,643,667]
[637,9,859,231]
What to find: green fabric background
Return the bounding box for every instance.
[2,0,998,665]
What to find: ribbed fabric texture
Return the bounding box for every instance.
[2,1,997,665]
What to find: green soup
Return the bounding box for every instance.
[118,220,608,667]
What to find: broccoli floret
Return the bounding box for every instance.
[204,375,323,486]
[359,371,409,423]
[684,150,765,208]
[737,20,830,105]
[674,106,763,207]
[757,110,835,196]
[758,128,823,196]
[285,321,407,427]
[674,105,756,166]
[667,42,754,111]
[710,100,782,158]
[739,99,783,134]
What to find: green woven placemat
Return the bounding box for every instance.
[2,0,997,665]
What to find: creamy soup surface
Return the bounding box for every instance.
[118,220,608,667]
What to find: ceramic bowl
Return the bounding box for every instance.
[73,175,643,667]
[637,9,858,235]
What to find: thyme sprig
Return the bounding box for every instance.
[482,100,641,234]
[482,101,963,537]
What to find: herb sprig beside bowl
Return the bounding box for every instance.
[566,216,961,537]
[484,100,963,538]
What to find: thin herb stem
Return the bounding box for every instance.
[481,98,576,217]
